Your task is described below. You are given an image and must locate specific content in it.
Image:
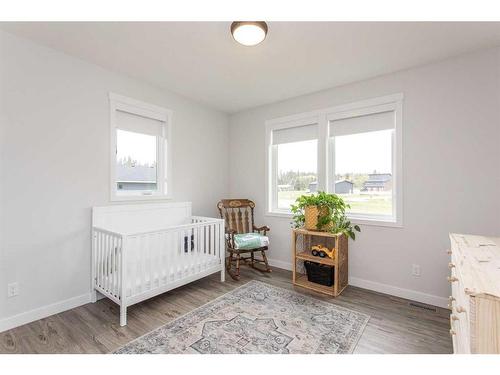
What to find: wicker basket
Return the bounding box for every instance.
[304,261,335,287]
[304,205,333,231]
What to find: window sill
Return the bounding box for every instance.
[265,210,402,228]
[348,216,403,228]
[110,194,173,202]
[265,211,294,219]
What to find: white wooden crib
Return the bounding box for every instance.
[91,202,225,326]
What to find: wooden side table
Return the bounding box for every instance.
[291,228,348,297]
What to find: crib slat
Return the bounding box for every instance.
[147,234,152,290]
[219,222,224,266]
[114,237,118,297]
[113,236,118,297]
[110,235,113,293]
[100,233,104,289]
[168,231,173,282]
[108,236,112,294]
[190,229,195,276]
[210,225,215,255]
[146,234,155,289]
[164,232,168,283]
[129,236,136,297]
[97,232,101,288]
[117,236,121,297]
[183,229,188,278]
[184,229,188,277]
[154,233,158,287]
[107,235,112,293]
[146,234,151,290]
[110,236,114,296]
[161,232,165,285]
[104,234,109,292]
[179,229,184,279]
[102,233,106,289]
[195,226,200,272]
[117,237,122,299]
[95,232,99,288]
[174,230,179,280]
[140,236,145,293]
[215,223,219,262]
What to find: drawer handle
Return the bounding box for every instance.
[449,329,456,336]
[448,262,455,269]
[456,306,466,313]
[447,276,458,283]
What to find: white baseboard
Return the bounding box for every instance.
[348,277,449,309]
[268,258,448,309]
[0,293,91,333]
[268,258,293,271]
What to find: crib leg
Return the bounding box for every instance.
[120,305,127,326]
[220,262,226,282]
[91,289,97,303]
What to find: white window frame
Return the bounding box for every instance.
[109,93,173,202]
[265,93,403,227]
[265,116,327,217]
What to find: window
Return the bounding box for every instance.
[266,94,402,226]
[329,109,397,223]
[267,121,319,214]
[110,93,172,201]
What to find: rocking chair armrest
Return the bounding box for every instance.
[253,225,270,235]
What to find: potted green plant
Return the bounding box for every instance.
[290,191,361,240]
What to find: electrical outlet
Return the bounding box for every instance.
[7,282,19,298]
[412,264,421,277]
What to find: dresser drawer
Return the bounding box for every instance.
[449,234,500,354]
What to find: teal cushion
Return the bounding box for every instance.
[232,233,270,250]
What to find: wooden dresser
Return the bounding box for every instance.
[448,233,500,354]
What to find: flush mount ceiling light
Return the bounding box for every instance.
[231,21,268,46]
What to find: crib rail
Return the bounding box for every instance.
[92,217,224,306]
[124,217,224,301]
[92,227,123,303]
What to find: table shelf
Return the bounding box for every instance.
[296,251,335,266]
[293,274,337,296]
[291,228,348,297]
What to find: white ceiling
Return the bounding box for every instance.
[2,22,500,113]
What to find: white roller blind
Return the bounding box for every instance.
[329,110,394,137]
[272,123,318,145]
[116,110,164,137]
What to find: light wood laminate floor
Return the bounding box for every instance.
[0,267,452,354]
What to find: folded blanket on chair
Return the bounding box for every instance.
[230,233,269,250]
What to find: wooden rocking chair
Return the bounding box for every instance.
[217,199,272,280]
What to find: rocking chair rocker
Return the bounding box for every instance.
[217,199,272,280]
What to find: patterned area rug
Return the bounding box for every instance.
[115,280,369,354]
